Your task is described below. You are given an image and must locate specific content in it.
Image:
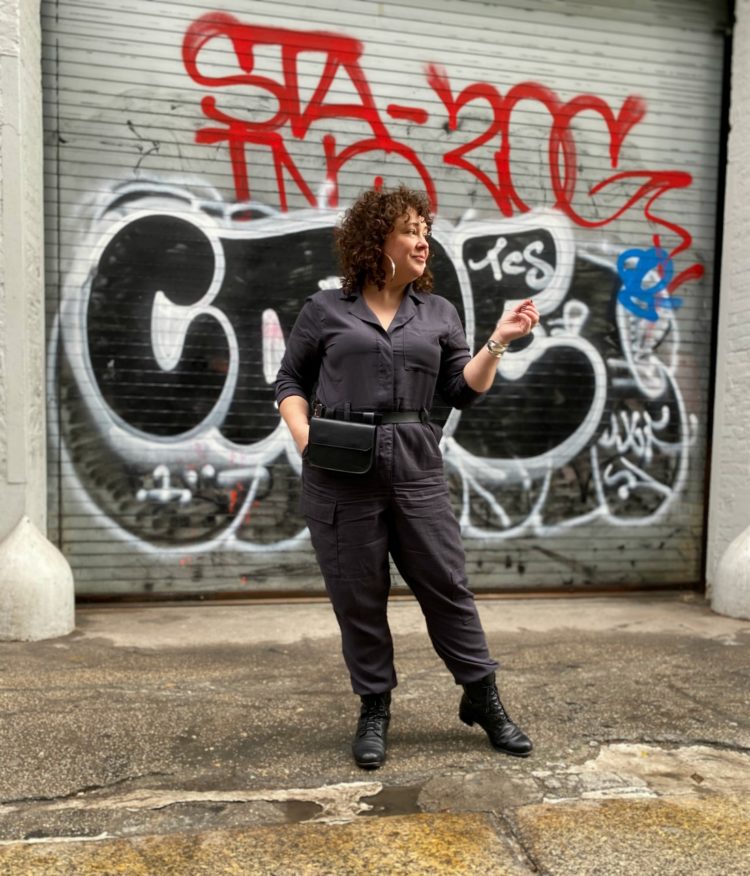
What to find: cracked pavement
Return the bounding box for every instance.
[0,592,749,874]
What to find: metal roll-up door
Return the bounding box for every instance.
[42,0,729,596]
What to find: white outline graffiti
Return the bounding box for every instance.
[48,183,697,564]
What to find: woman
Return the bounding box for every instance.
[275,185,539,769]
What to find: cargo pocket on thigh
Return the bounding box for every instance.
[300,493,339,578]
[450,569,476,626]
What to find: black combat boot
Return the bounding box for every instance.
[352,692,391,769]
[459,672,533,757]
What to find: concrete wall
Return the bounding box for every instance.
[0,0,74,640]
[0,0,47,540]
[706,0,750,609]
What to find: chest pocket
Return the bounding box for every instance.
[402,324,441,375]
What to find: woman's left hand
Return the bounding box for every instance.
[496,298,540,343]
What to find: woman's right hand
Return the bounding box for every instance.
[278,396,312,457]
[495,298,540,343]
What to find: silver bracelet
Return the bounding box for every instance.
[486,338,509,358]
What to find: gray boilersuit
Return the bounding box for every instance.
[275,286,498,694]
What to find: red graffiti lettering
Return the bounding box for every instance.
[182,14,701,295]
[386,104,430,124]
[182,12,435,210]
[426,66,699,296]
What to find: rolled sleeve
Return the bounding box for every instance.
[274,297,323,406]
[437,304,486,409]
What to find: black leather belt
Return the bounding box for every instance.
[378,411,427,424]
[313,405,428,425]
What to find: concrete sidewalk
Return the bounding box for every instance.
[0,592,749,874]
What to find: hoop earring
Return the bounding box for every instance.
[384,254,396,280]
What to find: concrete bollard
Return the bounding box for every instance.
[712,524,750,621]
[0,516,75,641]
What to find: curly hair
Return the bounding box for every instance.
[336,185,434,295]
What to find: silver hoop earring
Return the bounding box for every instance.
[384,254,396,280]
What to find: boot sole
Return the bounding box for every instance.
[354,759,385,769]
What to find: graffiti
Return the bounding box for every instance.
[616,246,682,322]
[49,184,697,564]
[43,5,719,590]
[181,13,435,210]
[182,12,703,306]
[467,237,555,291]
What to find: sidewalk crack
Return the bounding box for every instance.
[490,809,541,874]
[0,773,174,809]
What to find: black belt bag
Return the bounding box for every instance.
[307,418,376,474]
[306,409,426,475]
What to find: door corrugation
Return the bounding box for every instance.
[42,0,729,595]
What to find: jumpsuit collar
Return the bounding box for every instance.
[345,283,426,332]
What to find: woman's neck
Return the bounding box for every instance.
[361,282,408,331]
[362,280,408,304]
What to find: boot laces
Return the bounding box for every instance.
[357,699,388,737]
[486,685,510,722]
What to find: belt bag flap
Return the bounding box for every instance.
[307,418,375,474]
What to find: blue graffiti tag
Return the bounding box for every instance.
[616,246,682,321]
